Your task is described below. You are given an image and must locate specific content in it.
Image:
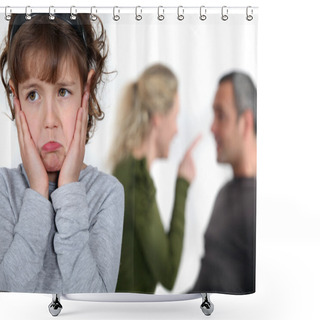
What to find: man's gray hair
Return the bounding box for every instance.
[219,71,257,134]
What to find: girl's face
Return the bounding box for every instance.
[16,59,87,176]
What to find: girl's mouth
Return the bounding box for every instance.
[42,141,62,152]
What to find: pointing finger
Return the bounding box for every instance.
[186,134,202,155]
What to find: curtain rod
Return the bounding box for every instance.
[0,6,258,22]
[0,6,258,13]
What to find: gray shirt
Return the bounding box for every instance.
[191,177,256,294]
[0,164,124,294]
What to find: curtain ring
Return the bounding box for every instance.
[70,6,77,20]
[5,6,12,21]
[200,6,207,21]
[221,6,228,21]
[113,6,120,21]
[49,6,55,20]
[135,6,142,21]
[25,6,32,20]
[158,6,165,21]
[177,6,184,21]
[90,6,97,21]
[246,6,253,21]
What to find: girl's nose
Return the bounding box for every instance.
[43,99,59,129]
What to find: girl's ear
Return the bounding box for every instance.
[85,69,95,94]
[8,79,17,97]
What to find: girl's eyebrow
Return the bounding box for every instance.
[20,82,40,91]
[56,80,76,87]
[20,80,77,91]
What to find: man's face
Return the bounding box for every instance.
[210,81,244,165]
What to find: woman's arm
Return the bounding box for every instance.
[52,177,124,293]
[135,177,189,291]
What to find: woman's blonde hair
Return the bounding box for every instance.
[109,63,178,169]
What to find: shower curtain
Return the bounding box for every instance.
[0,6,257,299]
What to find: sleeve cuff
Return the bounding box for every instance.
[14,188,54,244]
[176,177,190,195]
[51,182,89,233]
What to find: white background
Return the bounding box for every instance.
[1,0,320,319]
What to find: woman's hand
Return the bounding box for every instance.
[58,92,89,188]
[178,135,202,183]
[14,97,49,199]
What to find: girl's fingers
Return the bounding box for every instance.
[81,92,89,109]
[14,97,32,144]
[81,92,89,144]
[74,106,83,146]
[13,96,21,114]
[19,111,30,139]
[14,98,24,148]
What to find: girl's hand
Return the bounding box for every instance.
[14,97,49,199]
[58,92,89,188]
[178,135,202,183]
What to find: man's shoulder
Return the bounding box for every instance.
[215,177,256,204]
[217,179,234,195]
[220,177,256,192]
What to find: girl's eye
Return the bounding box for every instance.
[59,88,70,97]
[27,91,39,102]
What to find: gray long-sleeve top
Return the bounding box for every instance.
[191,177,256,294]
[0,164,124,294]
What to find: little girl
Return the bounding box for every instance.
[0,13,124,294]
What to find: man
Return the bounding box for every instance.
[192,71,257,294]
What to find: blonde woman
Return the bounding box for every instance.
[110,64,200,293]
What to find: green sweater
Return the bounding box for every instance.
[114,156,189,294]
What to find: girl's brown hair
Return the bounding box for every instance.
[0,14,108,143]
